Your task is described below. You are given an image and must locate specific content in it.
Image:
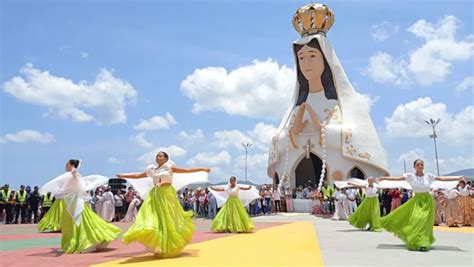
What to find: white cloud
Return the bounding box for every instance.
[456,76,474,95]
[179,129,205,143]
[187,151,231,167]
[137,145,187,164]
[3,63,137,125]
[130,132,153,149]
[235,152,270,181]
[213,122,277,152]
[358,93,380,111]
[371,21,399,42]
[180,59,294,119]
[365,16,474,86]
[213,130,252,151]
[437,155,474,175]
[133,113,177,130]
[0,130,55,144]
[80,52,88,58]
[394,148,473,175]
[385,97,473,144]
[397,148,426,166]
[107,157,123,164]
[365,52,409,85]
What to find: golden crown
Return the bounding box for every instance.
[292,3,335,37]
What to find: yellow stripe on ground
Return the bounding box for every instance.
[434,226,474,233]
[94,221,323,267]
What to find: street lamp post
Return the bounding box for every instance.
[425,118,441,176]
[242,142,252,182]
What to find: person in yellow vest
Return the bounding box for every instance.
[15,185,29,224]
[1,184,14,224]
[321,181,335,214]
[41,192,54,218]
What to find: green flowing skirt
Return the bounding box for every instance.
[348,196,381,232]
[381,192,435,251]
[211,196,254,233]
[122,184,194,258]
[61,203,121,253]
[38,199,65,232]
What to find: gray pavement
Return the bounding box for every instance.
[253,213,474,267]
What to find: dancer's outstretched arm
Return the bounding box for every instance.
[172,167,211,173]
[116,172,147,179]
[378,176,404,182]
[239,186,252,190]
[210,186,225,192]
[347,183,365,188]
[435,176,464,182]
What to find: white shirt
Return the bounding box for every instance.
[403,173,436,193]
[346,189,357,200]
[227,186,240,197]
[146,163,173,185]
[447,189,460,199]
[458,186,470,196]
[102,191,114,202]
[273,190,281,199]
[365,185,378,197]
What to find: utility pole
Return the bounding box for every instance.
[242,142,252,182]
[425,118,441,176]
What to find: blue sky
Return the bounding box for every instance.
[1,0,473,188]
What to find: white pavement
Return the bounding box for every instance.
[253,213,473,267]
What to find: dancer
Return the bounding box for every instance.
[348,177,382,232]
[58,159,121,253]
[458,180,472,226]
[38,160,108,233]
[378,159,464,251]
[209,176,259,233]
[118,151,210,258]
[445,187,463,227]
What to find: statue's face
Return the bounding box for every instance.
[297,45,324,81]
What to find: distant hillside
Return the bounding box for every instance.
[445,168,474,178]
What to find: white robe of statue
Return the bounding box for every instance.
[267,34,389,189]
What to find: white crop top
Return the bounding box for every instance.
[227,186,240,197]
[145,163,173,185]
[403,173,436,193]
[365,185,378,197]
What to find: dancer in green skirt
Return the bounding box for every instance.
[348,177,382,232]
[118,151,210,258]
[39,161,109,234]
[38,198,64,232]
[378,159,464,251]
[209,176,259,233]
[58,159,121,253]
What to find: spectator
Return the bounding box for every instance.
[101,186,115,222]
[40,192,54,220]
[389,188,402,212]
[273,188,281,213]
[208,191,218,219]
[1,184,14,224]
[379,189,392,216]
[28,186,41,223]
[15,185,28,224]
[114,190,125,222]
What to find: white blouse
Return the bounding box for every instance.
[227,186,240,197]
[403,173,436,193]
[145,163,173,185]
[365,185,378,197]
[458,186,470,196]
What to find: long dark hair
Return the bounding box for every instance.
[293,38,337,106]
[68,159,80,168]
